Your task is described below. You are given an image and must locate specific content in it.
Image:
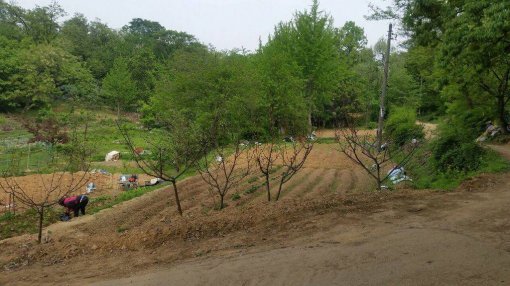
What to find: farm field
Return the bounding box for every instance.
[1,0,509,284]
[0,172,155,214]
[1,144,510,285]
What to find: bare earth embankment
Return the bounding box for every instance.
[1,144,510,285]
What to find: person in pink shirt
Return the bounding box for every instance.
[58,195,89,218]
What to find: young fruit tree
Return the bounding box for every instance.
[117,120,202,215]
[0,127,91,243]
[196,140,253,210]
[254,138,314,201]
[254,140,280,202]
[336,126,419,190]
[275,138,314,200]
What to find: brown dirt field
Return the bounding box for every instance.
[316,128,376,138]
[317,122,437,140]
[417,121,438,139]
[0,172,154,213]
[1,144,510,285]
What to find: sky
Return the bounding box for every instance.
[13,0,393,52]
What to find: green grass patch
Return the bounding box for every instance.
[88,183,169,214]
[231,193,241,201]
[0,207,60,240]
[244,184,260,194]
[406,147,510,190]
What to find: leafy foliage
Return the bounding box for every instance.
[385,107,424,146]
[432,127,485,173]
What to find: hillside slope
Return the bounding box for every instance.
[1,144,510,285]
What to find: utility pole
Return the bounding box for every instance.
[377,23,392,150]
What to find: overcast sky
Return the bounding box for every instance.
[14,0,393,52]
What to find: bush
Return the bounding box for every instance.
[231,193,241,201]
[432,128,485,172]
[244,185,258,194]
[385,107,424,146]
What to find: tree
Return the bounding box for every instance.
[121,18,203,60]
[4,44,95,110]
[196,140,253,209]
[117,118,202,215]
[254,138,313,202]
[0,1,65,44]
[102,58,138,117]
[336,123,419,190]
[439,1,510,132]
[338,21,367,65]
[127,48,158,103]
[0,122,91,243]
[254,140,280,202]
[257,39,307,136]
[266,0,341,130]
[145,48,260,140]
[274,138,313,200]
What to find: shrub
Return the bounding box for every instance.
[231,193,241,201]
[432,128,485,172]
[244,185,258,194]
[385,107,424,146]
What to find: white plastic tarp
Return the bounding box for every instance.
[105,151,120,162]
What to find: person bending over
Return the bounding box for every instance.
[58,195,89,217]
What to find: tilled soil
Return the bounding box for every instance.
[1,144,510,285]
[0,172,154,213]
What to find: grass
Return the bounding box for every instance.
[231,193,241,201]
[0,207,61,240]
[243,184,260,195]
[406,147,510,190]
[0,108,150,175]
[88,183,170,214]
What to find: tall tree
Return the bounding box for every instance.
[439,1,510,131]
[266,0,341,130]
[102,58,138,117]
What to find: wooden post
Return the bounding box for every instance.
[377,23,393,150]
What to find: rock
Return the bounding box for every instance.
[91,244,98,250]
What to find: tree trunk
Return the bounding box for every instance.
[220,194,225,210]
[376,165,382,191]
[265,175,271,202]
[171,180,183,215]
[38,206,44,244]
[275,177,285,201]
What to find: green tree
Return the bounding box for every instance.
[439,1,510,131]
[127,48,158,103]
[102,58,138,117]
[60,14,92,61]
[146,48,260,142]
[3,44,94,109]
[338,21,367,65]
[257,39,307,136]
[266,0,341,130]
[0,1,65,43]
